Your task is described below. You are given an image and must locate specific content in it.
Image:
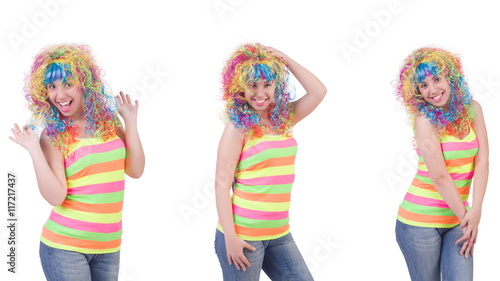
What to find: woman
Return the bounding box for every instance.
[10,43,145,280]
[394,47,488,280]
[214,43,327,280]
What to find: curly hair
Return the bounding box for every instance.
[395,47,475,137]
[25,43,120,155]
[221,43,294,139]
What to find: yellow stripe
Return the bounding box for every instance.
[53,205,122,224]
[408,185,469,201]
[397,216,459,228]
[67,170,125,188]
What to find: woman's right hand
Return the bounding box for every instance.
[9,123,40,152]
[225,234,256,271]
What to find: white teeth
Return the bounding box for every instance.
[59,101,70,106]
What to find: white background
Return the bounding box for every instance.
[1,0,499,280]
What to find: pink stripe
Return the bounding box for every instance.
[237,174,295,186]
[67,180,124,195]
[240,138,297,162]
[404,193,469,209]
[233,205,288,220]
[417,170,474,181]
[65,139,124,168]
[440,138,478,152]
[49,210,122,233]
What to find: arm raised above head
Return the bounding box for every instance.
[266,46,327,125]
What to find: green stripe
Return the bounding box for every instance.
[235,183,293,194]
[45,219,122,242]
[66,191,124,204]
[238,147,297,170]
[233,214,289,229]
[66,148,125,177]
[400,200,457,217]
[53,205,122,224]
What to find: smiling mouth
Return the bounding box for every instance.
[58,101,73,112]
[431,92,444,102]
[253,98,268,106]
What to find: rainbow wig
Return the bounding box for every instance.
[395,47,475,137]
[221,43,294,139]
[25,43,120,155]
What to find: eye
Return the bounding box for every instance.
[434,77,441,82]
[419,83,427,89]
[64,82,72,87]
[47,84,55,90]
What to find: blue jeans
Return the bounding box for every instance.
[39,242,120,281]
[214,230,314,281]
[395,220,473,281]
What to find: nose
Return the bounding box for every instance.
[428,83,440,95]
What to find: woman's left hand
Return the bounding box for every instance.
[265,46,287,62]
[117,91,139,121]
[456,207,481,258]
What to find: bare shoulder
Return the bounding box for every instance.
[470,100,484,114]
[221,123,244,142]
[415,115,437,133]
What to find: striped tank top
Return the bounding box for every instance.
[397,128,478,228]
[41,136,126,253]
[218,135,298,241]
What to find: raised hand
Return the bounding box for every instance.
[116,91,139,122]
[9,123,40,152]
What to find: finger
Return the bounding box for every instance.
[125,93,132,104]
[11,128,19,137]
[460,240,468,256]
[238,258,247,271]
[244,242,256,252]
[120,91,127,104]
[227,254,232,265]
[13,123,21,133]
[455,233,469,245]
[135,100,139,108]
[116,94,123,105]
[232,257,241,270]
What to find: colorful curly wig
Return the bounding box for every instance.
[221,43,294,139]
[25,43,120,155]
[395,47,475,137]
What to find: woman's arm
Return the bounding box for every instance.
[266,46,327,125]
[457,100,489,257]
[215,124,255,271]
[116,91,145,178]
[10,124,67,206]
[414,116,469,223]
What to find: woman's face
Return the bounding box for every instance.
[417,75,451,109]
[244,79,276,114]
[47,79,84,119]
